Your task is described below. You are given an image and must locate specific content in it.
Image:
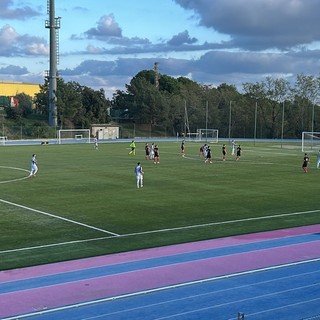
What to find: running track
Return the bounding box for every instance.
[0,224,320,319]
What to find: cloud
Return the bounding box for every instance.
[0,24,48,56]
[0,0,40,20]
[173,0,320,50]
[84,14,122,39]
[57,46,320,97]
[0,64,28,75]
[3,0,320,99]
[167,30,198,46]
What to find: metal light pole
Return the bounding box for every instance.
[228,101,232,141]
[205,100,208,142]
[281,101,285,148]
[311,103,315,150]
[254,101,258,146]
[46,0,60,127]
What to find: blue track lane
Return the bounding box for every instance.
[17,259,320,320]
[1,233,319,294]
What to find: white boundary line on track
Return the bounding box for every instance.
[1,208,319,254]
[3,258,320,320]
[0,199,119,237]
[0,166,30,184]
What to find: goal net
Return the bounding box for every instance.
[58,129,91,145]
[196,129,219,143]
[302,131,320,152]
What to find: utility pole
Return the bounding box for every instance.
[45,0,61,127]
[154,62,159,88]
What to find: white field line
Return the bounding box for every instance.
[3,258,320,320]
[0,199,119,236]
[0,166,30,184]
[1,208,319,255]
[120,209,320,238]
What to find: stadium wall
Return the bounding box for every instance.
[0,81,40,98]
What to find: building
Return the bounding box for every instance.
[0,81,40,108]
[91,124,119,140]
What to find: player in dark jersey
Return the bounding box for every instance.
[222,144,227,161]
[145,143,150,160]
[302,153,310,173]
[181,140,185,158]
[236,145,241,161]
[154,145,160,164]
[205,145,212,163]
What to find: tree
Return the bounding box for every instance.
[243,78,291,138]
[293,74,320,133]
[34,78,110,128]
[16,93,33,117]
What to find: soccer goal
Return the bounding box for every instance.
[302,131,320,152]
[58,129,91,145]
[0,136,7,146]
[196,129,219,143]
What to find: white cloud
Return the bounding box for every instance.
[85,14,122,39]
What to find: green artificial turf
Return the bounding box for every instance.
[0,140,319,270]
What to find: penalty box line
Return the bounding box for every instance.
[0,199,119,237]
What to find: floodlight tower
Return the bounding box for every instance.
[45,0,61,127]
[154,62,159,88]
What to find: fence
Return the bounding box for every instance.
[0,123,177,141]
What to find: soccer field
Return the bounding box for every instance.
[0,140,319,270]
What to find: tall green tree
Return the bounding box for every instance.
[34,78,110,128]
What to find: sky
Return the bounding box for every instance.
[1,0,320,98]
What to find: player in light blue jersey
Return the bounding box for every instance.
[135,162,144,188]
[29,154,38,177]
[317,150,320,169]
[231,140,235,155]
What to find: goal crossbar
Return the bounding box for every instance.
[196,129,219,143]
[58,129,91,145]
[302,131,320,152]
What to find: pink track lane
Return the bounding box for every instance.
[1,239,319,319]
[1,224,320,283]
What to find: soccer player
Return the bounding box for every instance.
[181,140,185,158]
[135,162,144,188]
[154,145,160,164]
[129,140,136,155]
[236,145,241,161]
[29,154,38,177]
[145,143,150,160]
[222,144,227,161]
[317,149,320,169]
[203,144,208,160]
[94,136,98,150]
[150,143,155,160]
[199,145,204,157]
[231,140,235,155]
[302,153,310,173]
[205,145,212,163]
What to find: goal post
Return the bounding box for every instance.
[58,129,91,145]
[196,129,219,143]
[302,131,320,152]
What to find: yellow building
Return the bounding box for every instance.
[0,81,40,98]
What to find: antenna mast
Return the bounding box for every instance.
[154,62,159,88]
[45,0,61,127]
